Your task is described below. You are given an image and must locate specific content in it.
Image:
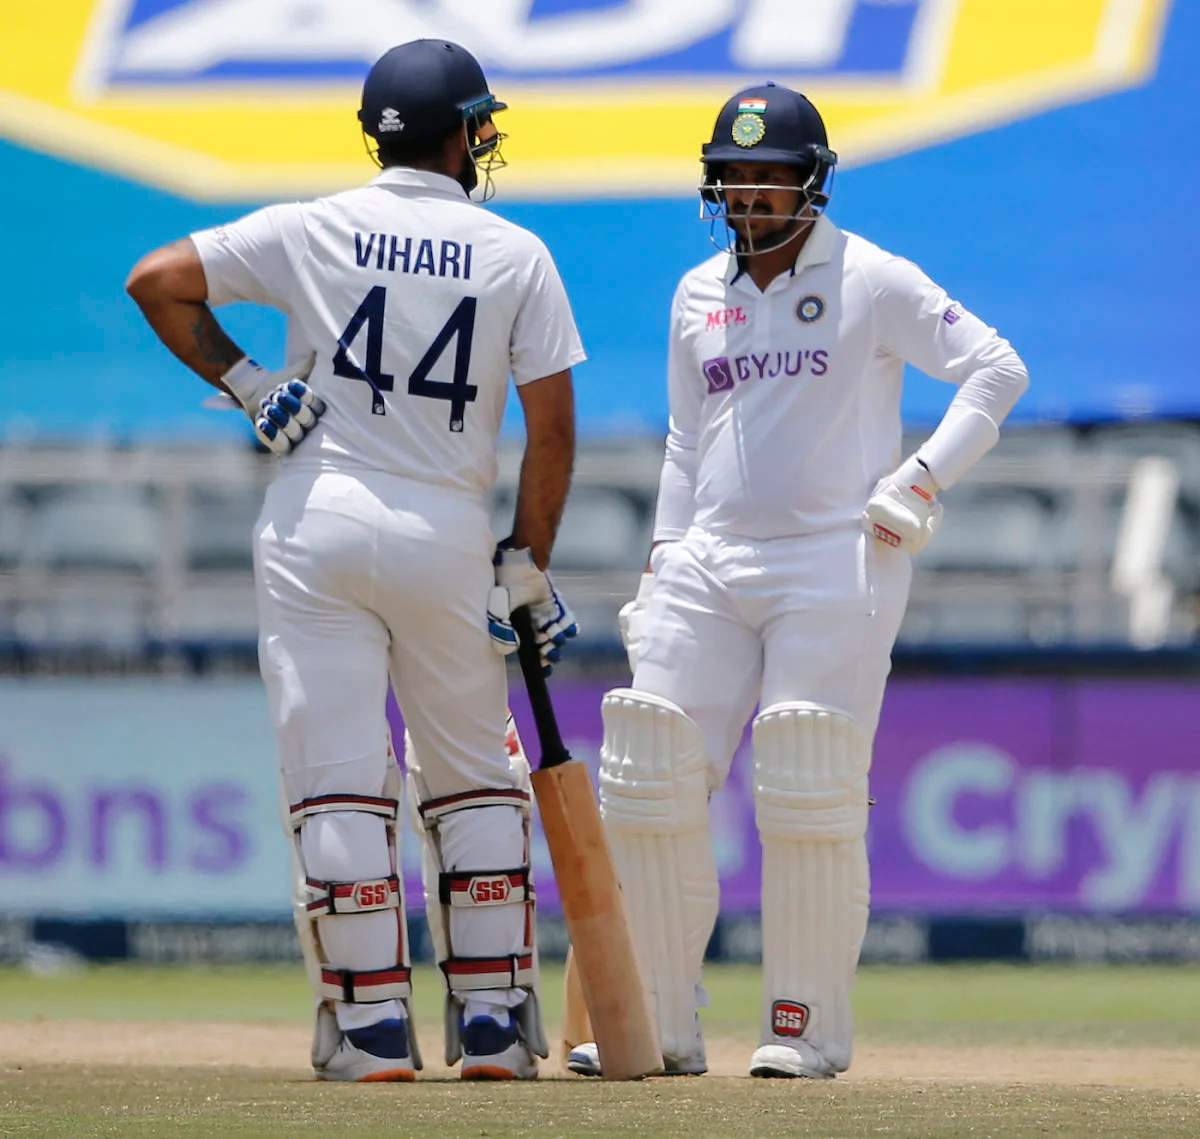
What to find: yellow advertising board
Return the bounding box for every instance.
[0,1,1170,200]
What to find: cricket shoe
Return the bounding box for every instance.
[460,1012,538,1080]
[315,1017,416,1082]
[566,1041,705,1078]
[748,1041,836,1080]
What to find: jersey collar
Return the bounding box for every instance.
[370,167,470,200]
[724,214,837,292]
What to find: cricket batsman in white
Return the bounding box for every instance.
[127,40,584,1082]
[570,83,1028,1079]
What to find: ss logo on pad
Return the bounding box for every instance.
[468,876,512,904]
[772,999,810,1037]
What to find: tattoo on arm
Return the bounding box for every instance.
[189,308,244,376]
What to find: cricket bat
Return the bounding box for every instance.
[510,607,661,1080]
[561,945,595,1064]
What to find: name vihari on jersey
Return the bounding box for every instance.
[702,350,829,393]
[354,232,473,279]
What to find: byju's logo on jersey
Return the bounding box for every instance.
[0,1,1173,200]
[703,356,736,394]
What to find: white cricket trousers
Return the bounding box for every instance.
[634,524,913,786]
[253,468,524,1024]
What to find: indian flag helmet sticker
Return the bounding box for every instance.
[738,98,768,113]
[732,112,766,147]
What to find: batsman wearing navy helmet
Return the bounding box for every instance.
[571,84,1029,1079]
[127,40,584,1082]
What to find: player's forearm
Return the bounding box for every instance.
[126,239,245,390]
[917,354,1029,487]
[511,426,574,570]
[138,299,245,390]
[651,436,697,544]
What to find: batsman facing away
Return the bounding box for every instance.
[567,83,1028,1079]
[128,40,586,1081]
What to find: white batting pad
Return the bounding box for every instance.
[280,759,423,1071]
[404,723,548,1066]
[753,702,871,1073]
[599,689,718,1065]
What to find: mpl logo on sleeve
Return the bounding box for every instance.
[0,1,1172,200]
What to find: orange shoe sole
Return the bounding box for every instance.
[315,1068,415,1083]
[359,1068,416,1082]
[461,1064,537,1081]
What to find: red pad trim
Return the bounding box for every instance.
[419,788,530,821]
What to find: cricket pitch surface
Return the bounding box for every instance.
[1,962,1197,1137]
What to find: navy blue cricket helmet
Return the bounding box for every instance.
[701,82,837,211]
[359,40,506,144]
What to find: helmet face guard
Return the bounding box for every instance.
[460,93,508,202]
[699,145,837,255]
[361,91,509,201]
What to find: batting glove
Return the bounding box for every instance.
[489,546,578,674]
[617,572,655,675]
[862,455,945,555]
[221,353,326,456]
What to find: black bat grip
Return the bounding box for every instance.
[510,605,572,770]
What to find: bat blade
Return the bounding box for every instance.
[531,760,662,1080]
[508,606,661,1080]
[561,946,594,1065]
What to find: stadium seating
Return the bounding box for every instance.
[1,424,1198,657]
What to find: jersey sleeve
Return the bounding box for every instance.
[870,254,1029,487]
[652,281,702,543]
[870,253,1020,389]
[509,237,586,386]
[190,203,306,310]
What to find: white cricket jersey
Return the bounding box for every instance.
[192,168,585,496]
[654,215,1026,543]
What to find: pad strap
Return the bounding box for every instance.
[319,964,411,1003]
[438,868,532,908]
[441,953,535,991]
[305,874,401,917]
[419,788,531,824]
[289,793,398,831]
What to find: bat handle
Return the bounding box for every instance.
[511,605,571,768]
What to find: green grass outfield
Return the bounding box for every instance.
[1,962,1198,1138]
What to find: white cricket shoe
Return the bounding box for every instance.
[460,1012,539,1080]
[566,1042,706,1077]
[315,1018,416,1082]
[748,1042,836,1079]
[565,1041,603,1076]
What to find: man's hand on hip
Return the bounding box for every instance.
[222,353,326,456]
[862,455,944,555]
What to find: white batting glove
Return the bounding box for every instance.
[617,572,655,675]
[863,455,944,555]
[489,546,578,674]
[221,353,325,456]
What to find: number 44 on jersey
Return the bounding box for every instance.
[333,285,478,431]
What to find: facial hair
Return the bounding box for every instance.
[456,149,478,194]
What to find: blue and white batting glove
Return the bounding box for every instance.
[489,546,578,674]
[220,353,325,456]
